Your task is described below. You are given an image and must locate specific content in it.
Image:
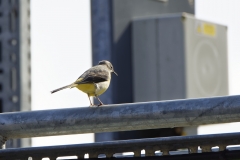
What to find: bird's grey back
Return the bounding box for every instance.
[75,65,111,84]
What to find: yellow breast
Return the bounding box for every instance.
[76,83,96,96]
[75,81,110,97]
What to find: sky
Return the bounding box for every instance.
[30,0,93,147]
[30,0,240,147]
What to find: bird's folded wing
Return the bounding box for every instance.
[74,69,109,84]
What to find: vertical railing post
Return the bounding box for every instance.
[0,136,7,149]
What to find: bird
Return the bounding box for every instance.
[50,60,117,106]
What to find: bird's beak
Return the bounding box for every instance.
[113,71,118,76]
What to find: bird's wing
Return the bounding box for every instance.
[74,67,109,85]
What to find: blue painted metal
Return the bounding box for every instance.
[91,0,115,141]
[91,0,113,105]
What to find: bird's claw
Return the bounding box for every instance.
[97,103,104,107]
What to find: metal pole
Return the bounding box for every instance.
[0,95,240,139]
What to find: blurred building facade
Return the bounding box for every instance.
[0,0,31,148]
[92,0,228,141]
[91,0,195,141]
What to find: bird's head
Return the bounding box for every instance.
[98,60,118,76]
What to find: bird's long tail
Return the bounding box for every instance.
[51,84,72,94]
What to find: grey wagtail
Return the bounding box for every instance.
[51,60,117,106]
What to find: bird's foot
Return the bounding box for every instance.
[97,103,104,107]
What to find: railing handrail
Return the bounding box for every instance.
[1,132,240,158]
[0,95,240,141]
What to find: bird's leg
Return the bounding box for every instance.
[87,94,94,106]
[95,95,104,106]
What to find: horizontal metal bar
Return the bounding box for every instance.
[0,132,240,159]
[0,95,240,139]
